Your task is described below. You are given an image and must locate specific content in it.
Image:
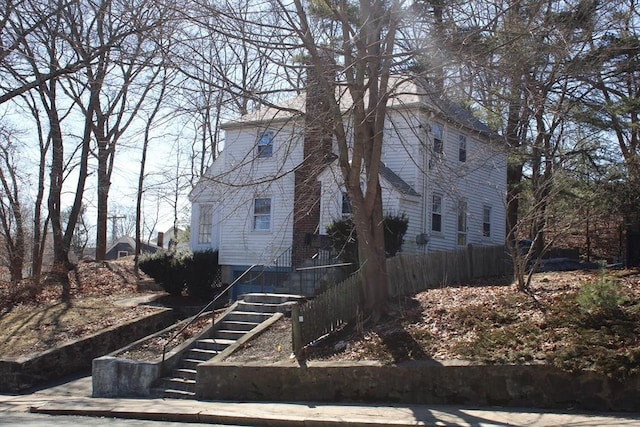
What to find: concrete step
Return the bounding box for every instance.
[196,338,235,352]
[186,347,219,361]
[225,310,274,323]
[236,301,285,313]
[154,387,196,399]
[239,293,305,305]
[173,368,197,381]
[157,377,196,393]
[181,358,206,370]
[218,320,259,331]
[214,329,248,341]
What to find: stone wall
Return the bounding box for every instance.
[0,308,173,393]
[197,360,640,412]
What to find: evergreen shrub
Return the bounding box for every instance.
[326,213,409,266]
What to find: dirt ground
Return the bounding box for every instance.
[227,269,640,379]
[0,258,164,358]
[2,259,638,380]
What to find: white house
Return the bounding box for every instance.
[189,76,507,296]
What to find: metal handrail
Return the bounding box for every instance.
[160,263,263,370]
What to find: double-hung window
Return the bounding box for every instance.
[433,122,444,155]
[457,200,467,245]
[483,206,491,237]
[431,194,443,233]
[257,130,274,158]
[458,134,467,162]
[198,204,213,244]
[253,197,271,231]
[341,192,352,219]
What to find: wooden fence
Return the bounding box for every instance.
[292,245,511,354]
[293,272,363,351]
[387,244,512,297]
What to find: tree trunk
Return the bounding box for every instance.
[353,182,388,319]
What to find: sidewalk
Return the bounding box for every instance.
[1,376,639,427]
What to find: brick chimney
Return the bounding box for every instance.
[291,55,336,268]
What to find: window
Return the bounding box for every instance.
[341,192,352,218]
[253,197,271,231]
[431,194,442,233]
[458,134,467,162]
[433,122,444,155]
[198,204,213,244]
[483,206,491,237]
[457,200,467,245]
[117,251,129,258]
[257,130,274,157]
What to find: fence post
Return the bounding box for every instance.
[292,304,304,362]
[466,244,474,280]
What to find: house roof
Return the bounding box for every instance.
[379,163,420,197]
[106,236,161,254]
[221,75,497,139]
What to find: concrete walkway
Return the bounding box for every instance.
[1,376,639,427]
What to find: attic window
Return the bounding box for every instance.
[257,130,274,158]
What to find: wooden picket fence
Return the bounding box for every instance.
[387,244,512,297]
[292,245,512,354]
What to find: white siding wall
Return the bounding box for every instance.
[422,121,507,253]
[191,120,303,266]
[191,100,507,265]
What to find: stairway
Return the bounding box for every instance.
[151,293,303,399]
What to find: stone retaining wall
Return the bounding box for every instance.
[0,308,173,393]
[197,360,640,412]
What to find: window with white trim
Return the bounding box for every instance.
[253,197,272,231]
[198,204,213,244]
[457,200,467,245]
[341,192,352,219]
[433,122,444,155]
[431,194,443,233]
[458,134,467,162]
[257,130,274,158]
[483,205,491,237]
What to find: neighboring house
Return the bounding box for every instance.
[156,228,190,252]
[105,236,161,260]
[189,76,507,295]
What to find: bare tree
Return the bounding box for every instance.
[57,0,173,260]
[0,125,26,282]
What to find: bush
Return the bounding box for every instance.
[139,252,187,296]
[576,272,625,316]
[326,213,409,266]
[184,250,222,300]
[139,250,222,299]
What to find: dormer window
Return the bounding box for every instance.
[257,130,274,158]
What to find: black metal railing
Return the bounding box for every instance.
[160,263,263,370]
